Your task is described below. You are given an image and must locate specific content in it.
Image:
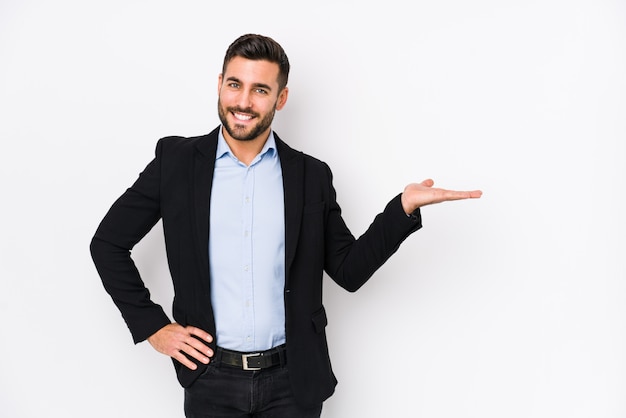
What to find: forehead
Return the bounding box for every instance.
[223,56,281,87]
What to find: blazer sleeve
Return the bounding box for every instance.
[90,139,171,343]
[322,163,422,292]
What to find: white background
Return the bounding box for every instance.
[1,1,625,417]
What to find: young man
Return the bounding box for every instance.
[90,33,482,417]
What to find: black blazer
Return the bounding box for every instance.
[90,126,421,407]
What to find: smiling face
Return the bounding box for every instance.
[218,56,289,143]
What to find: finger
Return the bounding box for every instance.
[187,326,214,343]
[178,341,211,365]
[441,189,482,201]
[184,334,214,358]
[420,178,434,187]
[171,350,202,370]
[186,326,214,357]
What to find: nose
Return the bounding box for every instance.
[236,89,253,110]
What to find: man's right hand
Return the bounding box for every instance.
[147,323,214,370]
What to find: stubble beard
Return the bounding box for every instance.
[218,98,277,142]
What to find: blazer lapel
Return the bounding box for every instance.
[276,134,304,286]
[192,128,219,289]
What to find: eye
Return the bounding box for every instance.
[255,88,268,95]
[228,82,240,89]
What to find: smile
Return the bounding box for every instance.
[233,112,253,121]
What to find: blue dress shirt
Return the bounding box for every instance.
[209,129,286,352]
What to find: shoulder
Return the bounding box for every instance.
[274,133,331,174]
[155,127,219,158]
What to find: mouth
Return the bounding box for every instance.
[231,110,255,122]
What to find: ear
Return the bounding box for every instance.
[217,73,223,94]
[275,87,289,111]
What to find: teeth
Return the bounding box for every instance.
[234,112,252,121]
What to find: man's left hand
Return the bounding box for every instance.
[401,179,482,215]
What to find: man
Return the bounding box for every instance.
[90,33,482,417]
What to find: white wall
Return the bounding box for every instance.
[1,1,625,417]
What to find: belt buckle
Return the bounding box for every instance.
[242,353,261,371]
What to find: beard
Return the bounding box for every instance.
[218,98,277,142]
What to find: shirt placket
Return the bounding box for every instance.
[241,165,255,351]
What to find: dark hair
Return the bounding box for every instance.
[222,34,290,91]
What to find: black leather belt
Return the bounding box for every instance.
[217,345,286,371]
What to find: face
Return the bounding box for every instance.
[218,56,288,142]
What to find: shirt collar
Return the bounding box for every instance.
[216,126,277,163]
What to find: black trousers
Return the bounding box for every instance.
[184,357,322,418]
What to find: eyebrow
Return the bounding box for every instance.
[226,76,273,92]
